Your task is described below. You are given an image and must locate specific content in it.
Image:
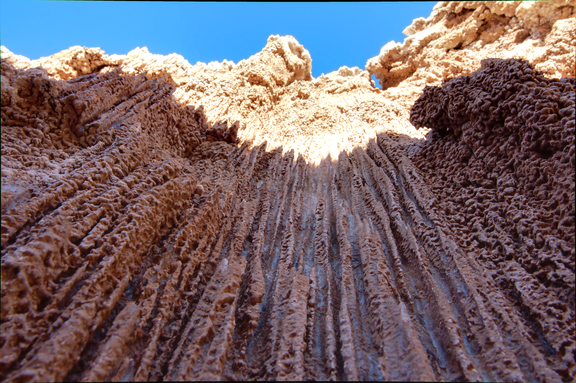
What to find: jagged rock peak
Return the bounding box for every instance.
[2,35,403,163]
[4,0,573,162]
[366,0,575,89]
[236,35,313,86]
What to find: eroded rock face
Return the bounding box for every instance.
[0,62,235,381]
[1,1,574,382]
[411,58,575,380]
[2,36,425,164]
[366,0,575,89]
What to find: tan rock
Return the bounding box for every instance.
[367,0,575,90]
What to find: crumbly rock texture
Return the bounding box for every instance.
[1,1,574,381]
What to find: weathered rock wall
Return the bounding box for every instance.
[1,37,425,164]
[367,0,575,89]
[1,1,574,381]
[411,58,575,381]
[3,1,573,164]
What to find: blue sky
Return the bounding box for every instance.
[0,1,436,80]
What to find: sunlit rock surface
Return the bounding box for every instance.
[1,1,574,381]
[366,0,575,89]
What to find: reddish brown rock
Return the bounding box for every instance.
[1,2,574,382]
[410,58,575,381]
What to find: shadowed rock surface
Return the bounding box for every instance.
[1,1,574,382]
[411,58,575,381]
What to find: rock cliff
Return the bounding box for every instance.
[1,1,574,381]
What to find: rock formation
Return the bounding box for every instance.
[367,0,575,89]
[1,1,574,381]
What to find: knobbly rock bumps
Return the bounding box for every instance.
[1,1,574,381]
[411,58,575,381]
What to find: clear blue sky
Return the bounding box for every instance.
[0,1,436,79]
